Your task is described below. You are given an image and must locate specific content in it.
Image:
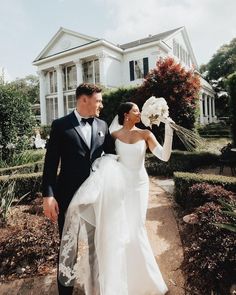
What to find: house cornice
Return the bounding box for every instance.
[123,40,170,53]
[32,39,123,66]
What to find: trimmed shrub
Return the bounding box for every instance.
[0,161,44,176]
[182,200,236,295]
[101,87,138,125]
[0,172,42,201]
[183,182,235,210]
[174,172,236,207]
[145,151,219,177]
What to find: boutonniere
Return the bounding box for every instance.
[98,131,104,137]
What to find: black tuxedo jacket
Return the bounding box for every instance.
[42,112,115,211]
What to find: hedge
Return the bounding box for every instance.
[0,161,44,176]
[174,171,236,207]
[0,172,42,200]
[145,151,219,177]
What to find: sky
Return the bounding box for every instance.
[0,0,235,81]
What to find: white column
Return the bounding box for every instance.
[98,51,107,87]
[208,95,212,123]
[38,70,47,125]
[55,65,64,118]
[199,93,204,125]
[212,97,216,117]
[74,59,83,86]
[204,93,208,124]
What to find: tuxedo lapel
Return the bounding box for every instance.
[90,118,99,155]
[69,112,90,150]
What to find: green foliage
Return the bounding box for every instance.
[0,172,42,202]
[0,160,44,176]
[214,199,236,233]
[0,84,36,163]
[206,38,236,81]
[197,122,231,138]
[145,151,219,177]
[226,72,236,146]
[100,87,138,125]
[200,38,236,118]
[0,175,16,225]
[8,75,39,104]
[174,171,236,207]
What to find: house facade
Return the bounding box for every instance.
[33,27,215,125]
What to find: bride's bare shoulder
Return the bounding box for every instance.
[111,130,121,139]
[136,128,151,139]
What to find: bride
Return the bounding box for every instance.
[59,102,173,295]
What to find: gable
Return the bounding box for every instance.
[164,28,198,68]
[34,28,98,61]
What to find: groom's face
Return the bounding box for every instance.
[86,92,103,117]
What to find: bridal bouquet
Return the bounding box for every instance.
[141,96,204,151]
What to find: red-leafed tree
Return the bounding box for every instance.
[135,57,201,130]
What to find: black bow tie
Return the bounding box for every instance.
[81,117,94,125]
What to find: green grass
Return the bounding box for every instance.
[197,137,232,154]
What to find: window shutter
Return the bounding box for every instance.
[143,57,149,77]
[129,60,134,81]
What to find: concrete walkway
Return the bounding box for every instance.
[0,177,185,295]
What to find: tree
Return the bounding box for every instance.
[136,57,201,130]
[200,38,236,118]
[226,72,236,146]
[0,84,36,162]
[8,75,39,104]
[206,38,236,81]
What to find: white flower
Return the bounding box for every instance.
[141,96,170,127]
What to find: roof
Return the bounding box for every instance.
[120,27,183,49]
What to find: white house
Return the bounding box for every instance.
[33,26,215,125]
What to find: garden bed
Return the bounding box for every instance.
[0,197,59,282]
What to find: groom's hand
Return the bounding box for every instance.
[43,197,59,223]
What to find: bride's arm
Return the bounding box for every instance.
[145,123,173,162]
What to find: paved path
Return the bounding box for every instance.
[0,177,185,295]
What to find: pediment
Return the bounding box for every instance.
[34,27,98,61]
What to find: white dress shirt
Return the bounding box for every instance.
[74,109,92,148]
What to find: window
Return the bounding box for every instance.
[129,58,149,81]
[49,70,57,93]
[46,96,58,124]
[82,59,100,84]
[64,94,76,115]
[173,40,190,66]
[63,65,77,90]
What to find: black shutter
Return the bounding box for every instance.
[129,60,134,81]
[143,57,149,77]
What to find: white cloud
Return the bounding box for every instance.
[99,0,236,64]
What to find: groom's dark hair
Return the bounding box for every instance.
[76,83,102,99]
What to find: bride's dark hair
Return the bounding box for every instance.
[117,102,135,125]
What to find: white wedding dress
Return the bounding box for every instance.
[59,138,169,295]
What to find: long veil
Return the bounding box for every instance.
[58,154,129,294]
[109,115,122,134]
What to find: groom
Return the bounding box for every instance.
[42,83,115,295]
